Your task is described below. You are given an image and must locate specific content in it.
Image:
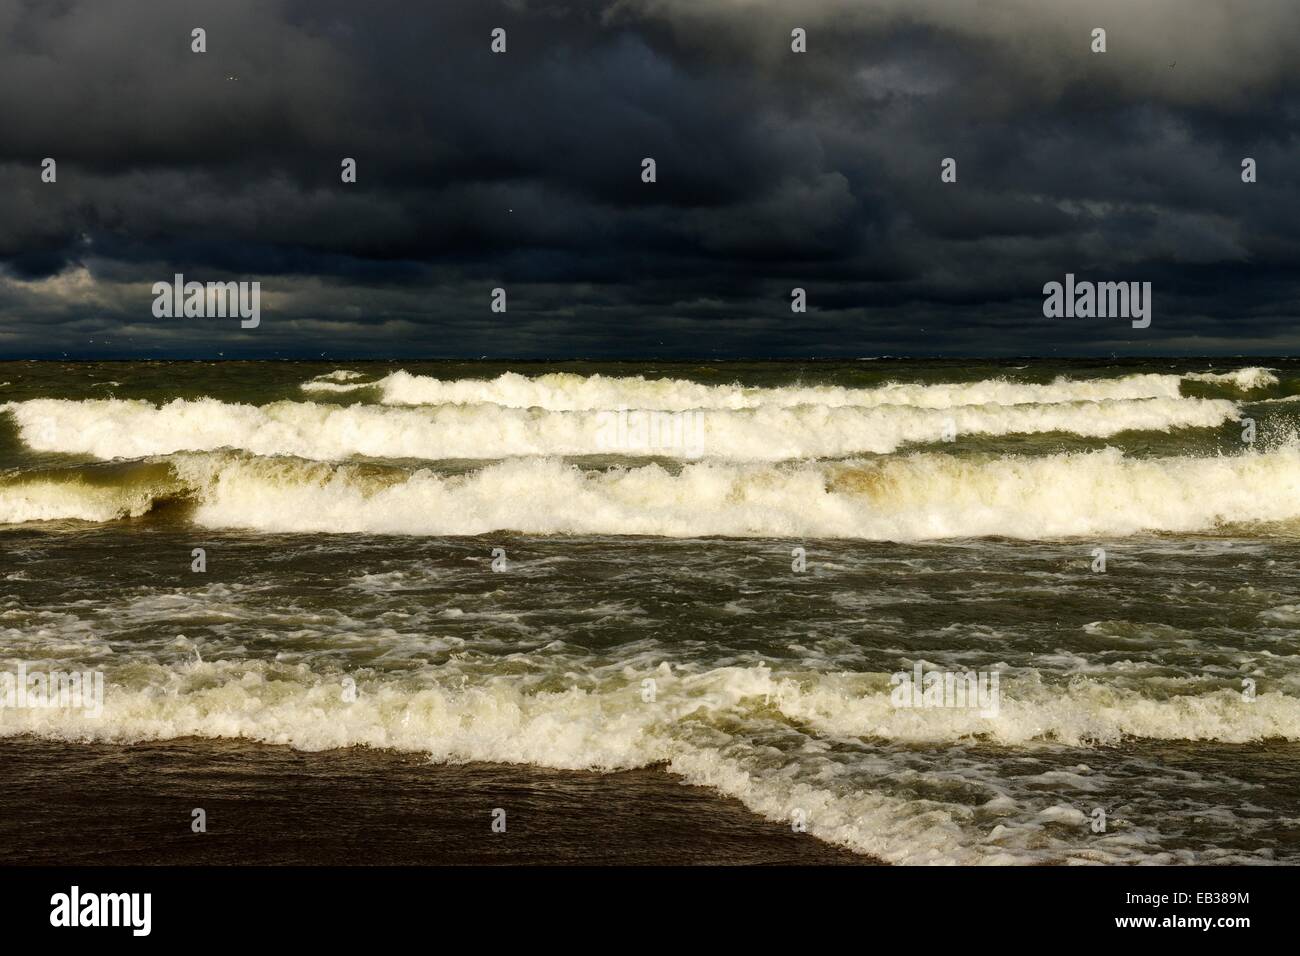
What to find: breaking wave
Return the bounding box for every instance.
[3,395,1242,462]
[5,361,1297,869]
[5,447,1300,539]
[3,659,1296,864]
[337,367,1278,410]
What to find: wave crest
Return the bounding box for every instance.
[347,367,1280,410]
[4,395,1241,462]
[3,660,1295,864]
[5,447,1299,539]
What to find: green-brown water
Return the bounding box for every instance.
[2,358,1300,863]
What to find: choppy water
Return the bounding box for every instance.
[2,358,1300,863]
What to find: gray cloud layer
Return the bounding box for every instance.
[1,0,1298,357]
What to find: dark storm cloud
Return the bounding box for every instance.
[1,0,1299,357]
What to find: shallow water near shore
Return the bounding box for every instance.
[0,736,870,865]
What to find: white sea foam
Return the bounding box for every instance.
[1,660,1294,864]
[370,369,1185,409]
[171,448,1300,539]
[5,363,1294,867]
[1186,367,1279,390]
[316,370,367,382]
[352,367,1278,410]
[5,446,1296,539]
[300,369,373,393]
[3,395,1241,462]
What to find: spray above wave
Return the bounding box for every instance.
[6,447,1299,539]
[4,395,1241,463]
[300,369,372,393]
[333,367,1278,411]
[1187,367,1280,390]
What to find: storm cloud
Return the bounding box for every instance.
[1,0,1298,357]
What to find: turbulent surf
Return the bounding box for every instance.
[2,358,1299,864]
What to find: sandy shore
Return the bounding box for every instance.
[0,736,877,865]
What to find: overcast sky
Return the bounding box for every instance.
[1,0,1298,359]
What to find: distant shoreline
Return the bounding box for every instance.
[1,356,1294,364]
[0,736,876,866]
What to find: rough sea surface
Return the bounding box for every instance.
[2,358,1299,864]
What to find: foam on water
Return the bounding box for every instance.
[3,446,1300,538]
[3,395,1242,462]
[1,659,1292,864]
[369,369,1224,409]
[1186,368,1280,390]
[3,362,1296,865]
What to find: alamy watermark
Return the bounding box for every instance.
[1043,273,1151,328]
[152,273,260,328]
[890,662,1000,717]
[595,406,706,458]
[50,886,150,936]
[0,662,104,718]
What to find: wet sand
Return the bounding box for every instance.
[0,736,877,865]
